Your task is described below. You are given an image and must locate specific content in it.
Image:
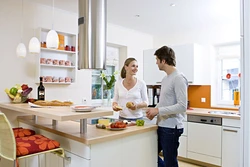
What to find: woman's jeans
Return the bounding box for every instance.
[158,126,183,167]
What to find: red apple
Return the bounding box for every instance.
[21,84,29,90]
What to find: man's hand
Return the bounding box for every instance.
[146,108,159,120]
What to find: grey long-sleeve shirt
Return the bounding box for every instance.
[156,70,188,129]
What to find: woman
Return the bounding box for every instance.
[112,58,149,121]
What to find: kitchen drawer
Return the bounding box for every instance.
[223,118,241,128]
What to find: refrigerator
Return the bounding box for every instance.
[240,0,250,166]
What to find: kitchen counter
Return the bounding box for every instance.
[17,116,158,145]
[17,116,158,167]
[187,108,240,120]
[0,103,114,133]
[0,103,158,167]
[0,103,113,121]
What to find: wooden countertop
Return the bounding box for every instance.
[187,108,240,120]
[0,103,113,121]
[18,116,158,145]
[16,108,239,145]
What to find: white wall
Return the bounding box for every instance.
[153,24,240,47]
[0,0,153,103]
[107,23,153,79]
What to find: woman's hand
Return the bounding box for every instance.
[129,105,137,110]
[126,102,137,110]
[112,105,119,111]
[112,104,122,112]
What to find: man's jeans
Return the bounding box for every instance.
[158,126,183,167]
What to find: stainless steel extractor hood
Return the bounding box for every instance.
[78,0,107,69]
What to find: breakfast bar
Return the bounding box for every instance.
[0,103,158,167]
[0,103,113,133]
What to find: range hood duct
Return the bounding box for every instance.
[78,0,107,69]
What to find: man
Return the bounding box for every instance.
[146,46,188,167]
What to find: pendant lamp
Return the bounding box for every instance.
[16,43,27,58]
[46,0,59,49]
[29,37,40,54]
[29,10,40,54]
[46,29,59,49]
[16,0,27,58]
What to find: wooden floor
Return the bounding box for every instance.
[179,160,202,167]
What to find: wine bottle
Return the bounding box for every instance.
[38,77,45,100]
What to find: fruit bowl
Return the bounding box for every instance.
[5,84,33,103]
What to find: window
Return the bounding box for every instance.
[215,43,240,105]
[92,65,116,100]
[91,46,119,104]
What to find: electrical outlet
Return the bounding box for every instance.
[82,97,87,104]
[201,98,206,103]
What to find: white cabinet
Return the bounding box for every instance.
[64,151,90,167]
[36,28,77,85]
[143,49,166,85]
[143,44,210,85]
[222,118,240,167]
[178,121,187,158]
[187,122,222,166]
[171,43,211,85]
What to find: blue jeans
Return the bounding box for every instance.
[158,126,183,167]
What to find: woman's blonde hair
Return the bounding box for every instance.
[121,58,137,78]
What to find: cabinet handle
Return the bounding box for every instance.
[223,129,238,133]
[156,82,161,84]
[200,119,207,122]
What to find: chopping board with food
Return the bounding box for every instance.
[96,119,144,131]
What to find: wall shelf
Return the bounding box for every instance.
[41,47,76,54]
[35,82,72,85]
[36,27,77,84]
[40,64,76,69]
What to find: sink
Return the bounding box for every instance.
[208,111,240,116]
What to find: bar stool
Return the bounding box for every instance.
[0,113,68,167]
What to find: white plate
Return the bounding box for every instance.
[71,105,97,112]
[106,127,126,131]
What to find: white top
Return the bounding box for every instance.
[156,70,188,129]
[113,78,149,119]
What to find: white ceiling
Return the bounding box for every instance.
[32,0,240,37]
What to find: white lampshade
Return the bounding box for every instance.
[46,29,59,49]
[16,43,27,58]
[29,37,40,54]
